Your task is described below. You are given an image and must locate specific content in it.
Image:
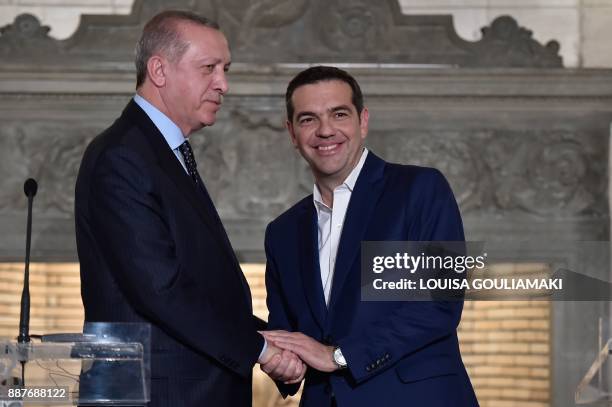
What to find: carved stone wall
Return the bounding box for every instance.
[0,0,562,67]
[0,2,611,407]
[1,68,610,407]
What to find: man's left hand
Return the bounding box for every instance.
[261,330,337,373]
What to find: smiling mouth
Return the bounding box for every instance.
[315,143,342,154]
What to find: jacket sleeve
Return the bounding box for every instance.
[264,223,302,397]
[85,146,264,378]
[337,168,465,383]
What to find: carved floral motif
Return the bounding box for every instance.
[0,123,96,216]
[0,116,605,222]
[375,130,605,217]
[488,134,600,216]
[214,0,310,51]
[312,0,388,54]
[191,109,302,219]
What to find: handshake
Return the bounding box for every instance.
[257,330,339,384]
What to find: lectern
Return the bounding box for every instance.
[0,323,150,406]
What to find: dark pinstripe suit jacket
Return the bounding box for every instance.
[75,100,265,406]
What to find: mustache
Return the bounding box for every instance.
[205,94,224,104]
[211,94,224,105]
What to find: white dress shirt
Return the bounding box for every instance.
[313,148,369,306]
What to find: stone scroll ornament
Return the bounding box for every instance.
[465,15,562,67]
[0,0,562,67]
[375,130,605,218]
[0,14,61,58]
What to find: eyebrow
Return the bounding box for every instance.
[295,105,352,121]
[196,58,231,66]
[329,105,352,113]
[295,111,316,121]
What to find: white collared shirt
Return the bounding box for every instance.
[313,148,369,306]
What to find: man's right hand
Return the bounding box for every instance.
[258,342,307,384]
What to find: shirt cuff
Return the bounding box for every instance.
[258,336,268,361]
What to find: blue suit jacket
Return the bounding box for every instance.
[265,152,478,407]
[75,100,265,406]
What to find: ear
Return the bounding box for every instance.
[146,55,167,88]
[359,107,369,140]
[286,120,298,149]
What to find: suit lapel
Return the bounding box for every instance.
[298,202,327,331]
[194,171,253,306]
[327,153,387,313]
[124,101,252,303]
[124,101,223,239]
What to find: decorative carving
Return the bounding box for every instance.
[373,130,605,218]
[487,133,602,216]
[522,142,591,212]
[189,130,235,213]
[0,14,61,57]
[190,123,609,221]
[312,0,390,55]
[467,16,562,68]
[372,132,482,211]
[235,0,309,49]
[0,123,96,217]
[0,126,31,212]
[0,1,563,68]
[191,109,302,219]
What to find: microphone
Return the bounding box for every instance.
[24,178,38,198]
[18,178,37,344]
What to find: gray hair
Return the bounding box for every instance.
[135,10,219,88]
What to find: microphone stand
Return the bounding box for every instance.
[18,178,37,386]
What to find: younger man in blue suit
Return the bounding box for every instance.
[262,66,479,406]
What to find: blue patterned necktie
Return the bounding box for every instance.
[178,140,199,185]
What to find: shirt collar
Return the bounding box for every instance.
[313,148,369,209]
[133,94,186,150]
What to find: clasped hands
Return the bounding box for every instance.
[257,330,338,384]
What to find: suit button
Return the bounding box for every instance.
[385,353,390,360]
[366,366,371,372]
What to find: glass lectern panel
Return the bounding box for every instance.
[0,322,150,406]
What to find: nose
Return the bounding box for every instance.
[317,117,334,138]
[214,68,229,95]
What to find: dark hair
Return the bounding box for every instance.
[135,10,219,88]
[285,66,364,121]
